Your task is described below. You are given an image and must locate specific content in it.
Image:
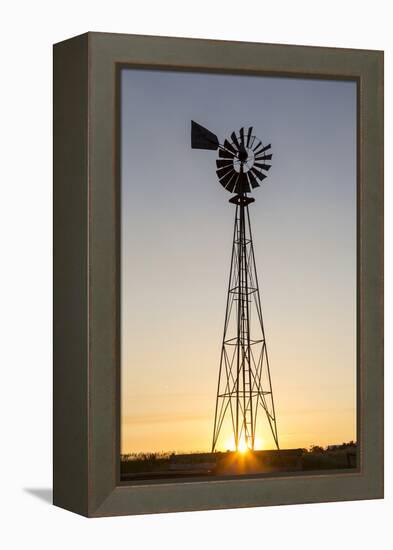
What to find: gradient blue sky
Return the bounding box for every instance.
[120,68,357,454]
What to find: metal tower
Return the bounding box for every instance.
[191,121,279,453]
[212,193,279,452]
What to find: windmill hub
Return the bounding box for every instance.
[238,149,248,162]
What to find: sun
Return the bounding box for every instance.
[223,435,265,453]
[223,436,249,453]
[238,439,249,454]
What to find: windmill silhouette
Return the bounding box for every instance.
[191,121,279,453]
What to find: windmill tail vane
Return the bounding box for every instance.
[191,120,279,453]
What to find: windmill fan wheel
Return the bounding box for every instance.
[216,127,272,193]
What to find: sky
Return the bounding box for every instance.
[120,68,357,454]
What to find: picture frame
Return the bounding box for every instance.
[53,32,383,517]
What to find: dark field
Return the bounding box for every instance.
[120,443,357,482]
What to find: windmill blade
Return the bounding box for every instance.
[254,153,272,162]
[217,170,234,187]
[251,167,267,182]
[241,174,251,193]
[227,173,239,193]
[219,148,236,160]
[217,164,234,179]
[247,171,260,189]
[216,159,233,170]
[246,127,253,147]
[239,127,245,148]
[234,171,251,194]
[254,142,271,154]
[224,139,238,156]
[225,172,240,193]
[231,131,241,151]
[252,139,262,152]
[220,171,238,192]
[259,143,272,154]
[254,162,271,171]
[191,120,219,150]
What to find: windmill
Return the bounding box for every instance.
[191,121,279,453]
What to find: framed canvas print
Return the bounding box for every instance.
[53,32,383,517]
